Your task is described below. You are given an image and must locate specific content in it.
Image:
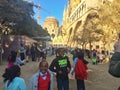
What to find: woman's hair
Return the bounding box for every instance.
[77,50,84,60]
[2,65,21,83]
[77,50,89,64]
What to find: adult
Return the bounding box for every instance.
[19,43,26,61]
[109,33,120,90]
[30,44,36,61]
[26,45,31,62]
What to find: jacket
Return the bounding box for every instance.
[109,52,120,77]
[49,55,71,80]
[5,77,27,90]
[29,69,53,90]
[75,59,88,80]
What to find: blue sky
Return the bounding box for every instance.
[33,0,68,26]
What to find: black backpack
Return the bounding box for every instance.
[108,52,120,78]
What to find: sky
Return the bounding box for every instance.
[32,0,68,26]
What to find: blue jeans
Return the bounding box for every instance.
[56,77,69,90]
[77,79,85,90]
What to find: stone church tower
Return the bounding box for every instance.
[43,17,59,39]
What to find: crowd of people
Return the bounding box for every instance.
[6,43,51,68]
[2,47,89,90]
[2,33,120,90]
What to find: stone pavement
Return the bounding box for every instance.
[0,54,120,90]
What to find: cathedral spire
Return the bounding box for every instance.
[63,6,67,21]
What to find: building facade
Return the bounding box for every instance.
[43,17,59,39]
[62,0,114,50]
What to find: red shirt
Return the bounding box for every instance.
[38,72,50,90]
[75,59,88,80]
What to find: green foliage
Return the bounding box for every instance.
[0,0,49,38]
[98,0,120,49]
[99,0,120,33]
[74,13,103,48]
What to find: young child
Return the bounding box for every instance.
[2,65,27,90]
[29,60,53,90]
[49,48,71,90]
[75,51,88,90]
[71,50,88,79]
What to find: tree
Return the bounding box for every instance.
[72,13,103,49]
[99,0,120,32]
[98,0,120,50]
[0,0,49,37]
[0,0,49,61]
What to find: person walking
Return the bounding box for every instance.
[26,45,31,62]
[49,48,71,90]
[19,43,26,61]
[29,60,53,90]
[30,44,36,61]
[2,65,27,90]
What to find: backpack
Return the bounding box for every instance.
[75,60,88,80]
[108,52,120,78]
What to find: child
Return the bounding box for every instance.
[2,65,27,90]
[75,51,88,90]
[49,48,71,90]
[92,58,97,65]
[29,60,53,90]
[71,50,88,76]
[92,49,97,65]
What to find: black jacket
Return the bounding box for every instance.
[49,55,71,80]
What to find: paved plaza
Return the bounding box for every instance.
[0,54,119,90]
